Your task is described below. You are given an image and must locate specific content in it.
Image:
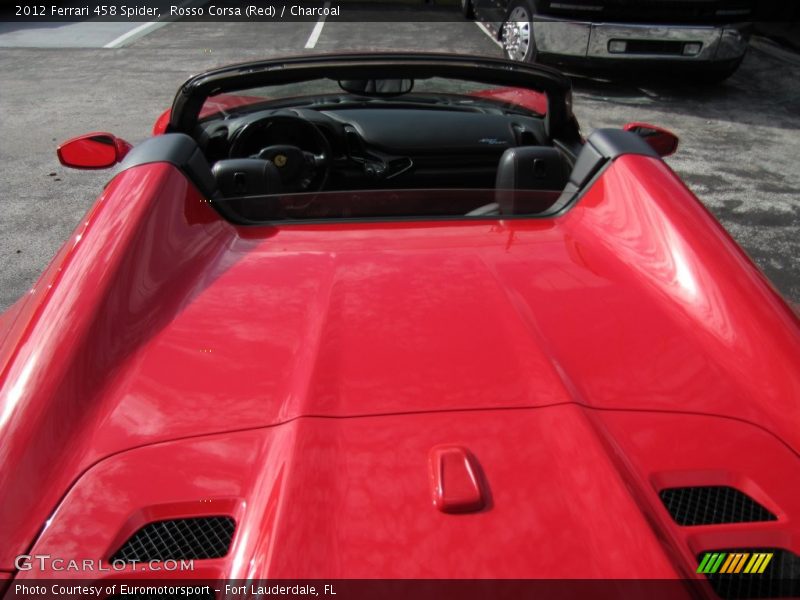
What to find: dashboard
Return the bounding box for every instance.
[197,100,549,193]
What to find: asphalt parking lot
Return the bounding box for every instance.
[0,9,798,312]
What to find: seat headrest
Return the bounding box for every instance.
[495,147,570,215]
[212,158,282,197]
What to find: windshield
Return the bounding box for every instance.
[199,77,548,120]
[175,54,577,224]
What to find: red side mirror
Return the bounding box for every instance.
[623,122,679,157]
[57,132,131,169]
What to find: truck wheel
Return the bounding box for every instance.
[502,0,538,62]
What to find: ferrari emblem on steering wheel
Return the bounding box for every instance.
[274,154,287,167]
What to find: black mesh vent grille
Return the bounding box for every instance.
[701,548,800,599]
[110,516,235,562]
[659,486,777,526]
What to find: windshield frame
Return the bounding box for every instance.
[168,53,578,142]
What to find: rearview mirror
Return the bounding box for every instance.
[623,122,679,157]
[57,132,131,169]
[338,78,414,96]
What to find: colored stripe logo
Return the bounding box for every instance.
[697,552,773,574]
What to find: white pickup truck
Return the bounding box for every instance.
[462,0,753,80]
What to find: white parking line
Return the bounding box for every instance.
[104,0,205,48]
[104,20,161,48]
[474,20,503,49]
[304,1,331,49]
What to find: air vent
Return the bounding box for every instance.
[110,516,235,562]
[659,486,777,526]
[699,548,800,599]
[511,124,538,146]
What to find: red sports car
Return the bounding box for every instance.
[0,53,798,599]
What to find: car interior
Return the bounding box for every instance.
[193,78,577,222]
[119,56,658,224]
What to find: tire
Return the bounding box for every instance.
[461,0,475,19]
[502,0,538,63]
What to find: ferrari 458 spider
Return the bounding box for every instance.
[0,53,798,596]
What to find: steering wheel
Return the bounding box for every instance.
[228,115,331,192]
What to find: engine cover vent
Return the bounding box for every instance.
[110,516,235,562]
[659,486,777,526]
[699,549,800,599]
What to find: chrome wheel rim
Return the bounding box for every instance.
[503,6,532,62]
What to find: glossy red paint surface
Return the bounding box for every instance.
[0,154,798,577]
[597,410,800,561]
[152,108,170,135]
[429,445,485,514]
[18,407,684,579]
[16,407,799,583]
[470,87,548,116]
[56,132,132,169]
